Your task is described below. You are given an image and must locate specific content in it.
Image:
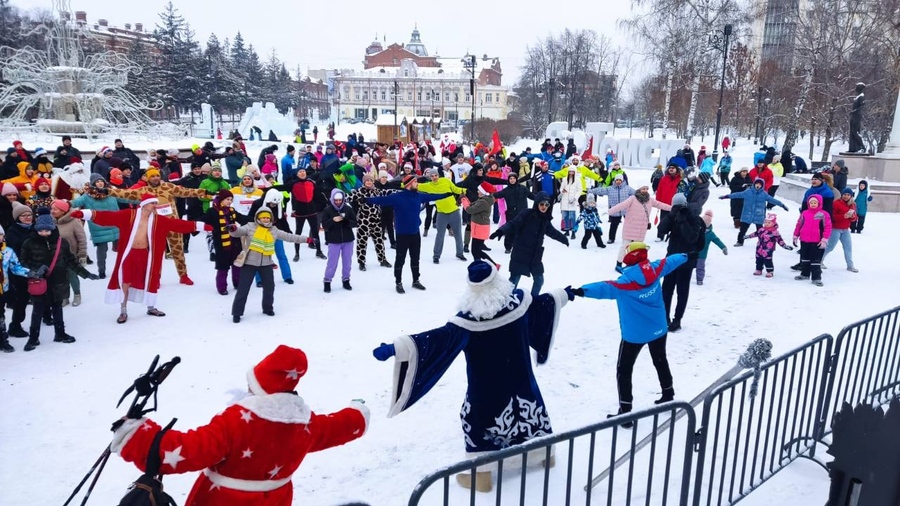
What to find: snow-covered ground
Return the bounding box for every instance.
[1,136,894,505]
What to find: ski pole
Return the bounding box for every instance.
[61,446,110,506]
[79,447,112,506]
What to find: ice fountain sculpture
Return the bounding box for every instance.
[0,0,163,137]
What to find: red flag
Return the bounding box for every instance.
[582,135,594,159]
[490,129,503,155]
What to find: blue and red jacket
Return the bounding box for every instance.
[581,254,688,343]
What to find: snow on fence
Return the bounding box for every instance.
[408,306,900,506]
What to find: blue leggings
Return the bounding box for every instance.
[256,240,292,283]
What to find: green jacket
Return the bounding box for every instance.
[199,176,232,212]
[699,225,727,260]
[418,178,464,213]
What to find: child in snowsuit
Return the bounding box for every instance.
[577,193,606,249]
[792,194,832,287]
[850,180,872,234]
[745,213,792,277]
[319,189,358,292]
[696,209,727,285]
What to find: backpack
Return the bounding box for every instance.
[675,211,703,248]
[117,419,178,506]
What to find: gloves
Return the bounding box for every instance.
[373,343,396,361]
[785,245,794,251]
[26,269,41,279]
[792,237,799,247]
[306,237,319,247]
[718,195,729,200]
[87,272,100,280]
[489,230,504,240]
[564,286,584,301]
[357,196,367,205]
[818,239,828,249]
[723,247,729,256]
[781,205,789,212]
[70,210,84,219]
[228,224,239,232]
[34,265,49,278]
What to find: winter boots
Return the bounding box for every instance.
[342,280,353,291]
[607,402,633,429]
[655,387,675,405]
[668,319,682,332]
[324,281,331,293]
[359,262,367,271]
[396,283,406,294]
[379,259,392,268]
[412,280,426,290]
[0,320,13,353]
[456,471,493,493]
[8,322,28,338]
[72,294,82,307]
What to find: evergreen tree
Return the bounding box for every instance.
[245,43,264,104]
[153,1,185,113]
[124,39,163,109]
[203,33,241,114]
[0,0,23,49]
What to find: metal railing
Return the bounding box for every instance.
[408,402,696,506]
[407,306,900,506]
[691,334,833,506]
[818,306,900,441]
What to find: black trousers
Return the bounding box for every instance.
[755,255,775,272]
[608,216,622,242]
[30,294,65,339]
[798,242,824,281]
[394,234,421,284]
[294,215,322,254]
[424,203,435,231]
[616,335,673,404]
[737,222,760,245]
[850,214,866,233]
[766,186,780,209]
[662,263,694,322]
[10,275,50,327]
[719,172,730,186]
[581,229,604,248]
[232,264,274,317]
[381,212,396,245]
[656,210,670,239]
[471,238,496,265]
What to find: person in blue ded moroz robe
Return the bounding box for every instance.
[372,260,572,492]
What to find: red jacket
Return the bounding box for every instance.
[749,166,774,191]
[114,394,367,505]
[831,197,858,230]
[655,173,682,205]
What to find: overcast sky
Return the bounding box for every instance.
[13,0,641,88]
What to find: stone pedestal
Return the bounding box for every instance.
[831,152,900,183]
[781,173,900,213]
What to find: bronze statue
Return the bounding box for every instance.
[848,82,866,153]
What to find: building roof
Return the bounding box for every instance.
[406,26,428,56]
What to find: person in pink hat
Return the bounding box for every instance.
[112,345,368,506]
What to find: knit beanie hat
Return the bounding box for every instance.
[425,168,439,177]
[623,242,649,266]
[109,168,124,185]
[378,170,390,179]
[51,199,71,213]
[363,174,374,184]
[215,189,233,203]
[672,193,687,207]
[89,173,106,186]
[702,209,714,227]
[12,202,30,221]
[841,187,855,196]
[1,183,18,196]
[34,208,55,231]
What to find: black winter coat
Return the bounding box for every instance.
[729,173,751,219]
[493,182,532,220]
[687,179,710,215]
[53,145,83,168]
[6,222,32,256]
[319,204,357,244]
[174,173,207,219]
[658,206,706,266]
[499,195,568,277]
[200,205,249,270]
[20,230,90,303]
[112,147,140,169]
[0,155,24,180]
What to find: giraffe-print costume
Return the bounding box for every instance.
[110,182,209,277]
[348,186,390,266]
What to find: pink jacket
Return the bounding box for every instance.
[609,195,672,241]
[793,194,832,242]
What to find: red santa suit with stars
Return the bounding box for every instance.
[111,345,369,505]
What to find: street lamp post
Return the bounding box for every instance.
[709,23,733,161]
[393,80,399,139]
[463,55,476,141]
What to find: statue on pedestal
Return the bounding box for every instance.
[848,82,867,153]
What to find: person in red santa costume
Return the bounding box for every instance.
[70,194,205,323]
[110,345,369,505]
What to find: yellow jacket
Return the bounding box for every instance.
[418,177,464,213]
[553,165,602,194]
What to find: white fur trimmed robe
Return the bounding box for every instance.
[387,287,568,457]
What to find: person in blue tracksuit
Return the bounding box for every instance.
[567,242,687,426]
[364,175,449,293]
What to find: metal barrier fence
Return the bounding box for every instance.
[818,305,900,442]
[407,402,696,506]
[691,334,833,506]
[408,306,900,505]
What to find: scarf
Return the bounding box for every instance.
[248,224,275,256]
[217,206,236,248]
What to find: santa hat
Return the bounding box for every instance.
[478,182,494,196]
[99,146,111,155]
[467,260,497,286]
[702,209,714,227]
[139,194,159,207]
[247,345,308,395]
[623,242,650,266]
